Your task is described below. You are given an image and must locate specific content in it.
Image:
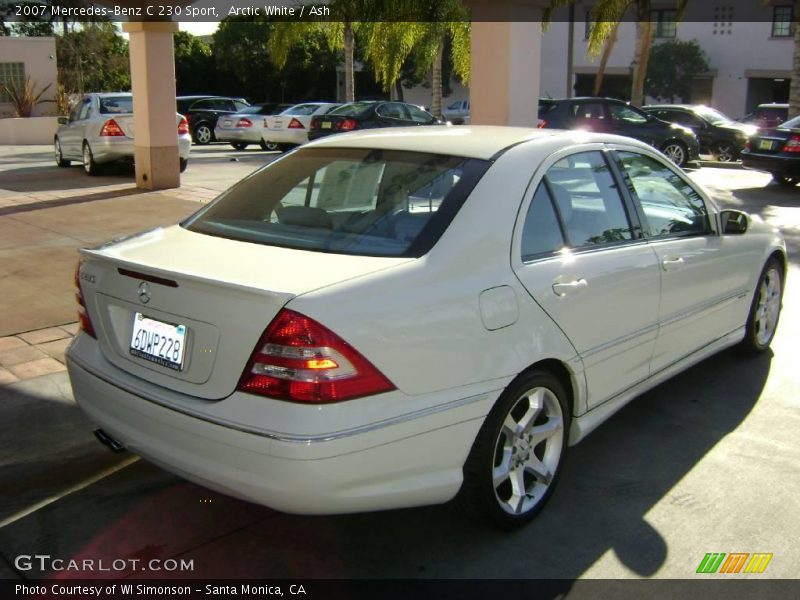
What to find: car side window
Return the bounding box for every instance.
[520,183,566,260]
[377,103,410,120]
[407,105,435,123]
[191,99,213,111]
[572,102,607,124]
[617,151,710,238]
[77,99,92,121]
[609,104,648,124]
[543,151,634,247]
[669,111,704,129]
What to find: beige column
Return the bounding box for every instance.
[468,1,546,126]
[122,21,180,190]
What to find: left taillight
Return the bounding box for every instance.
[74,261,96,339]
[337,118,358,131]
[99,119,125,137]
[237,309,395,404]
[177,116,189,135]
[236,118,253,128]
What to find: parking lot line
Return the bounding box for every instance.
[0,455,139,530]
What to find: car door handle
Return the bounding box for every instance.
[661,257,685,271]
[552,279,588,297]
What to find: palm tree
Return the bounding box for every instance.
[546,0,687,105]
[364,1,469,118]
[790,0,800,118]
[268,1,375,102]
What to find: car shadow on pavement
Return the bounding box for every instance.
[0,347,772,583]
[0,187,144,217]
[0,164,137,193]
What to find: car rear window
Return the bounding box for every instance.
[99,96,133,114]
[283,104,323,116]
[183,148,490,258]
[330,103,374,117]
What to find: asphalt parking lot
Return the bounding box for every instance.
[0,144,798,582]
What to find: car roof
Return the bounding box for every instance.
[87,92,132,98]
[643,104,693,110]
[303,125,649,160]
[756,103,788,108]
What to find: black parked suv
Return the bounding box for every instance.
[643,104,753,162]
[176,96,250,145]
[538,97,700,167]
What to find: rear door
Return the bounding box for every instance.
[61,96,92,156]
[613,149,749,371]
[512,148,661,409]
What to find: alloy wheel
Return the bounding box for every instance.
[195,124,212,145]
[662,143,686,167]
[715,142,735,162]
[492,386,564,516]
[754,267,782,346]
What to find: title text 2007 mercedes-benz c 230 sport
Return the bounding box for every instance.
[67,127,785,529]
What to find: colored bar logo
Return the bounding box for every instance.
[696,553,773,574]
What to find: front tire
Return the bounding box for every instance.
[193,123,213,145]
[714,141,737,163]
[458,370,569,529]
[661,141,688,167]
[740,258,784,354]
[82,142,101,176]
[55,137,70,167]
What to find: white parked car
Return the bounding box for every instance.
[442,99,470,124]
[67,127,786,528]
[55,93,191,175]
[213,104,289,151]
[262,102,340,150]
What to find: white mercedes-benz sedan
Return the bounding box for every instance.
[55,93,192,175]
[66,127,786,528]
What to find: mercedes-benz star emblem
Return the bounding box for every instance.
[137,282,151,304]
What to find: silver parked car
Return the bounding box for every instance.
[55,93,192,176]
[263,102,340,150]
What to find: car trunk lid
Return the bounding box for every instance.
[78,225,408,399]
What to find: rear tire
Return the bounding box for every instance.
[661,140,688,167]
[231,142,248,150]
[740,258,784,354]
[193,123,213,145]
[179,158,188,173]
[260,140,279,151]
[82,142,101,176]
[54,137,70,167]
[457,370,569,529]
[772,173,799,187]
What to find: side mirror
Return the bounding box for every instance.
[58,116,68,125]
[720,209,749,234]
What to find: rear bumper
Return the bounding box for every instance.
[66,333,490,514]
[741,151,800,176]
[308,130,339,141]
[263,129,307,145]
[92,136,191,164]
[214,128,263,144]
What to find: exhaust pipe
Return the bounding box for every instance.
[94,428,126,453]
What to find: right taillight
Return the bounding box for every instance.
[237,309,395,404]
[74,262,96,339]
[537,118,547,128]
[784,134,800,153]
[287,118,305,129]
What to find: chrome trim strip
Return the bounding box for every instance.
[658,289,749,328]
[69,352,491,444]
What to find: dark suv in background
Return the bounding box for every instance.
[538,97,699,167]
[643,104,754,162]
[176,96,250,145]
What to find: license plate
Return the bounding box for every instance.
[758,139,776,151]
[130,313,187,371]
[321,121,332,129]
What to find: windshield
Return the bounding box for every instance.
[693,106,732,125]
[330,102,374,117]
[99,96,133,114]
[183,148,490,258]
